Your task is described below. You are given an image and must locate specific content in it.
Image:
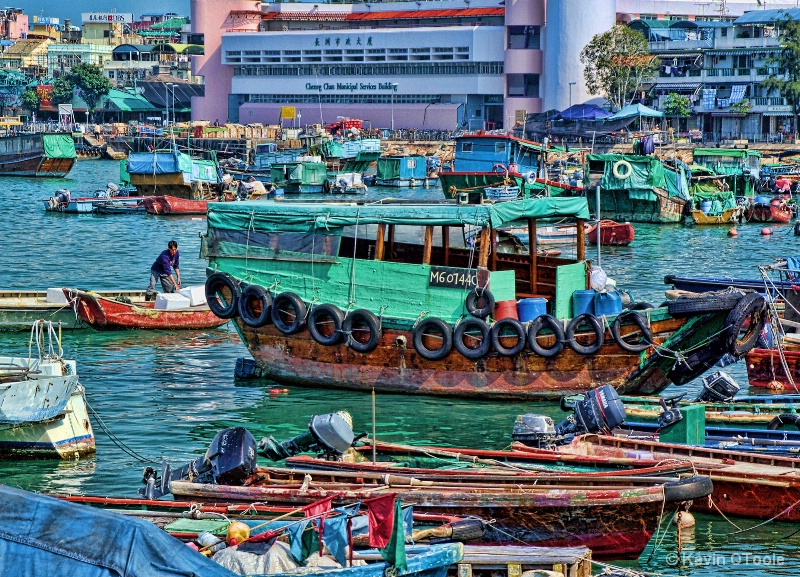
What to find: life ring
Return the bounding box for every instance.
[413,317,453,361]
[611,311,652,353]
[238,284,272,328]
[466,288,495,319]
[343,309,382,353]
[454,318,491,359]
[767,414,800,431]
[271,292,307,334]
[493,163,508,174]
[612,160,633,180]
[527,314,565,357]
[491,318,527,356]
[308,304,345,345]
[205,273,241,319]
[725,292,767,357]
[565,314,605,355]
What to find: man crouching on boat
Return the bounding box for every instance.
[146,240,181,300]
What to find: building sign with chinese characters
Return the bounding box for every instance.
[315,36,373,47]
[304,82,399,92]
[81,12,134,24]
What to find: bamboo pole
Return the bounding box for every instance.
[478,228,490,268]
[576,218,585,262]
[442,225,450,266]
[423,226,434,265]
[375,224,386,261]
[529,218,537,294]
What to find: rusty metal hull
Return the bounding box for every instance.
[142,196,209,215]
[129,173,204,199]
[68,289,229,331]
[169,478,672,559]
[234,310,725,400]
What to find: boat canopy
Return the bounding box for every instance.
[693,148,762,159]
[585,154,689,200]
[0,485,237,577]
[208,198,591,234]
[42,134,77,159]
[128,150,220,183]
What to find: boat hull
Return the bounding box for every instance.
[690,207,740,225]
[0,388,95,459]
[588,188,687,224]
[587,220,634,245]
[68,289,229,331]
[142,196,209,215]
[128,172,206,199]
[234,307,731,400]
[170,479,672,559]
[750,203,792,223]
[0,151,75,177]
[744,348,800,389]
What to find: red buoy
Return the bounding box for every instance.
[728,227,738,237]
[762,227,773,236]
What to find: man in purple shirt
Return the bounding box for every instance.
[146,240,181,300]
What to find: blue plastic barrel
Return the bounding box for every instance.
[594,291,623,317]
[755,195,771,205]
[699,200,713,215]
[572,290,596,317]
[518,298,547,322]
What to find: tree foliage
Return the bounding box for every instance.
[67,63,112,115]
[50,76,74,106]
[580,25,660,111]
[762,16,800,136]
[662,93,692,117]
[19,87,39,114]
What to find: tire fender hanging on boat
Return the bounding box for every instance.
[238,284,273,328]
[465,288,495,320]
[343,309,382,353]
[454,317,491,359]
[527,314,565,358]
[490,318,527,356]
[205,273,242,319]
[611,311,653,353]
[725,292,767,357]
[412,317,454,361]
[308,304,345,345]
[565,314,605,355]
[767,414,800,431]
[271,292,308,335]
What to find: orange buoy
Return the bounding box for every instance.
[762,227,773,235]
[728,227,738,237]
[269,388,290,395]
[674,511,696,528]
[768,380,784,391]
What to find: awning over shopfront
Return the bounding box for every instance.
[104,89,159,112]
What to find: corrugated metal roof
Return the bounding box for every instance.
[735,8,800,25]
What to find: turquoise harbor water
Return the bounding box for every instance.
[0,160,799,575]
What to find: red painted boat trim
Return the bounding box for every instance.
[745,347,800,388]
[142,196,209,215]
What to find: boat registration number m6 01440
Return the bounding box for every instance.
[429,266,486,289]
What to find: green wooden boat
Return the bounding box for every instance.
[270,158,328,194]
[692,148,761,197]
[203,198,761,400]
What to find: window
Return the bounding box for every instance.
[506,73,540,98]
[108,71,115,78]
[461,142,473,153]
[507,26,540,50]
[721,27,728,37]
[494,142,505,153]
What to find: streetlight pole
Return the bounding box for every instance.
[391,83,398,132]
[569,81,576,109]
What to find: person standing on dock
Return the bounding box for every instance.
[146,240,181,300]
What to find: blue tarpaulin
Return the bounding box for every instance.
[0,485,237,577]
[127,152,180,175]
[557,104,612,121]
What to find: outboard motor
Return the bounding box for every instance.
[259,412,355,461]
[140,427,257,499]
[695,371,740,403]
[512,385,626,448]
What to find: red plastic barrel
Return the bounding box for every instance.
[495,299,519,321]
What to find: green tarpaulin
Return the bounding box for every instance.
[377,158,401,180]
[42,134,76,159]
[693,148,761,159]
[208,197,592,234]
[586,154,688,199]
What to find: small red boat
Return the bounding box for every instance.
[587,219,634,246]
[142,196,209,216]
[65,289,229,330]
[749,198,792,223]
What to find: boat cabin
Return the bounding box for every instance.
[451,134,543,176]
[204,198,592,324]
[692,148,761,196]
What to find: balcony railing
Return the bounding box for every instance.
[751,97,788,106]
[736,68,751,76]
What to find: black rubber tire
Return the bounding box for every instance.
[308,304,345,345]
[725,292,767,357]
[465,289,495,319]
[454,318,491,359]
[667,290,744,317]
[611,311,653,353]
[565,314,605,355]
[322,179,331,194]
[663,476,714,503]
[491,318,526,356]
[238,284,272,328]
[449,519,486,543]
[343,309,382,353]
[271,292,307,335]
[527,314,565,358]
[412,317,453,361]
[629,302,656,311]
[767,414,800,431]
[205,272,241,319]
